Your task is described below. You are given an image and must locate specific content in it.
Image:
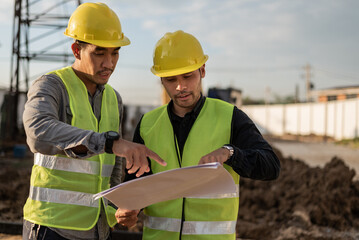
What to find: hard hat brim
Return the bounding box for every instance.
[151,55,208,77]
[64,32,131,48]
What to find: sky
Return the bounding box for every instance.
[0,0,358,106]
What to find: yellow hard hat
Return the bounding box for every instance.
[64,2,130,47]
[151,30,208,77]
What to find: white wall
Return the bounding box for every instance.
[242,98,359,141]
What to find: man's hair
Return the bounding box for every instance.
[75,40,88,48]
[74,40,121,51]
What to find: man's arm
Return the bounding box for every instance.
[23,75,106,158]
[225,107,280,180]
[199,107,280,180]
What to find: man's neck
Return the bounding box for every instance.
[71,65,97,96]
[171,95,203,117]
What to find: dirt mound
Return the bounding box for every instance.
[236,147,359,239]
[1,148,359,239]
[0,165,31,222]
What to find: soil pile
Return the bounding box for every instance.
[0,162,31,222]
[236,147,359,239]
[1,147,359,239]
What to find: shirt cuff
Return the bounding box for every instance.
[64,132,106,158]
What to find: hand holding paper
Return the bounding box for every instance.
[115,208,140,228]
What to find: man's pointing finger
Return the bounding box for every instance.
[147,150,167,166]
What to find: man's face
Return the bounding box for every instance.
[161,65,205,116]
[75,43,120,86]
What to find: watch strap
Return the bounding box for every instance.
[105,131,120,154]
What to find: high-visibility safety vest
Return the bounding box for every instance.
[23,66,119,230]
[140,98,240,240]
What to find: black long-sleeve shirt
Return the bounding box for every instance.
[126,96,280,181]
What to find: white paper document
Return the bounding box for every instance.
[94,162,236,210]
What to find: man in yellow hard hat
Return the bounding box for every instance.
[22,3,166,240]
[115,30,280,239]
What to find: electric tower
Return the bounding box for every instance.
[3,0,81,144]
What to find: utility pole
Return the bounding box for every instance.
[295,84,299,103]
[304,63,312,102]
[265,86,271,105]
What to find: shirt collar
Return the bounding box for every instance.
[88,84,105,98]
[97,84,105,91]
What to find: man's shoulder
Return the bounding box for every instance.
[141,105,168,125]
[206,97,234,107]
[205,98,235,116]
[30,71,65,90]
[145,104,167,115]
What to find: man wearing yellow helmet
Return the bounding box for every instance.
[115,30,280,239]
[22,3,166,240]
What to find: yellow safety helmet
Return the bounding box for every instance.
[64,2,130,47]
[151,30,208,77]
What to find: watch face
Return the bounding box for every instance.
[223,145,232,151]
[107,131,118,137]
[223,145,234,157]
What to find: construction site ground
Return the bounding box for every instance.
[0,136,358,239]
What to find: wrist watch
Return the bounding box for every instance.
[222,144,234,159]
[104,131,120,154]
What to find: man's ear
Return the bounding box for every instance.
[71,42,81,60]
[200,64,206,78]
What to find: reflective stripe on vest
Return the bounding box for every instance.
[186,184,239,199]
[144,215,236,235]
[34,153,113,177]
[29,186,99,208]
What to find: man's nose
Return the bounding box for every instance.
[176,79,186,91]
[103,54,114,69]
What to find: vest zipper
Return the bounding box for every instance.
[174,134,182,168]
[174,134,184,239]
[179,197,186,240]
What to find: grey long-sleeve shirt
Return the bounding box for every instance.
[23,72,124,240]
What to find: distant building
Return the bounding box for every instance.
[207,87,242,107]
[310,85,359,102]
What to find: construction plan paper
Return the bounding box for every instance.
[94,162,236,210]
